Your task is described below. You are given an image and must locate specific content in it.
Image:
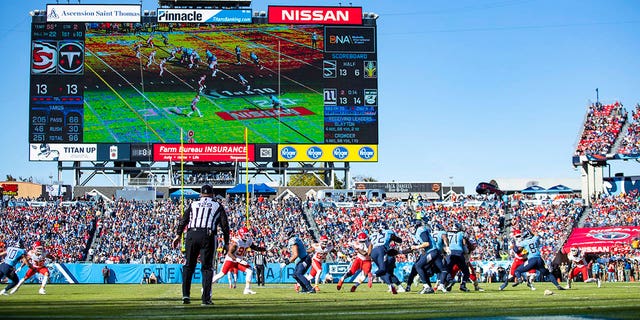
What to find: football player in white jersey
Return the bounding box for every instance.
[211,227,266,294]
[566,247,600,289]
[10,241,54,295]
[301,235,335,292]
[159,58,167,77]
[337,232,374,292]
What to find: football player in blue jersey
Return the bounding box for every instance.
[513,230,565,291]
[370,223,403,294]
[280,227,315,293]
[406,218,446,294]
[0,239,32,295]
[429,223,450,293]
[445,223,471,292]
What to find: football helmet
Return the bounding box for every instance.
[512,229,522,239]
[237,227,250,241]
[284,226,295,238]
[320,235,329,247]
[33,241,44,254]
[357,232,368,242]
[12,238,25,249]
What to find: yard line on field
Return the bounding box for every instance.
[84,62,166,142]
[83,100,120,142]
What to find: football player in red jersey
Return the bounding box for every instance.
[299,235,335,292]
[566,247,600,289]
[337,232,374,292]
[211,227,266,294]
[10,241,54,295]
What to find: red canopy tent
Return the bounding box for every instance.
[563,226,640,254]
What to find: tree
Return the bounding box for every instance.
[352,175,377,182]
[289,173,322,186]
[288,172,344,188]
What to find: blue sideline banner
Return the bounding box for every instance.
[18,261,512,284]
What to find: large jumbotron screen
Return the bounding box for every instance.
[28,5,378,163]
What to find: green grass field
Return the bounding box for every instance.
[1,282,639,319]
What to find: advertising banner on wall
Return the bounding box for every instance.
[563,226,640,253]
[29,143,97,161]
[278,144,377,162]
[157,9,252,23]
[268,6,362,25]
[46,5,141,23]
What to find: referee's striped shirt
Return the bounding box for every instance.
[176,197,229,243]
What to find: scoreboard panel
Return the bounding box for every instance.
[29,22,85,144]
[28,7,378,162]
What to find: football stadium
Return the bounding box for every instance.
[2,1,640,319]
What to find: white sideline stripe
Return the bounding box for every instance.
[53,263,76,284]
[1,309,605,319]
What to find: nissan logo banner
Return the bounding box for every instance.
[268,6,363,25]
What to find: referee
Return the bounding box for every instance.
[172,185,229,306]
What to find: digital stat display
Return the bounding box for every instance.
[29,22,85,143]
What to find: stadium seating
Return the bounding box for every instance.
[574,102,626,156]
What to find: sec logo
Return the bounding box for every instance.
[32,41,57,74]
[58,41,84,74]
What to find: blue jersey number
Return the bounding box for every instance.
[370,233,386,246]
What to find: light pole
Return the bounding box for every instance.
[449,176,453,200]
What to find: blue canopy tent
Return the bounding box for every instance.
[226,183,276,195]
[521,185,546,194]
[546,184,574,193]
[169,188,200,200]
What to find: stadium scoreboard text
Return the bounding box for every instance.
[28,5,378,162]
[30,22,85,144]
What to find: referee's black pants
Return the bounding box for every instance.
[182,229,216,303]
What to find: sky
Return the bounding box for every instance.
[1,0,639,192]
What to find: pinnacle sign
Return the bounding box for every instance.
[157,9,252,23]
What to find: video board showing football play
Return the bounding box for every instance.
[28,5,377,162]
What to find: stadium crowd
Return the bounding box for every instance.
[574,101,627,156]
[1,190,638,285]
[583,192,640,227]
[617,104,640,155]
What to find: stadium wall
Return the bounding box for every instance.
[26,261,512,284]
